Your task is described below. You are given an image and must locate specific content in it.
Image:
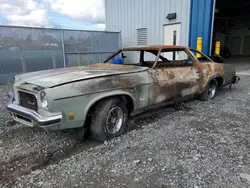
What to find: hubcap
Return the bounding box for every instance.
[207,81,216,99]
[106,107,123,135]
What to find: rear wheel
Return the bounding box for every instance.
[90,97,128,142]
[199,79,218,101]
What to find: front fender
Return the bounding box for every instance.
[84,89,136,116]
[51,89,136,129]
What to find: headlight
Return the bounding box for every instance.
[40,91,48,109]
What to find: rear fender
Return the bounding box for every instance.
[201,74,224,92]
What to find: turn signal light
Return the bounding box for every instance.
[69,112,75,120]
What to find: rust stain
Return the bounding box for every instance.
[214,63,224,73]
[195,62,225,91]
[168,71,175,80]
[88,63,134,69]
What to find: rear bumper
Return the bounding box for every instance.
[7,103,62,130]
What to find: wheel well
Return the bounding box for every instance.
[214,77,224,87]
[120,95,134,114]
[86,94,134,122]
[83,95,134,136]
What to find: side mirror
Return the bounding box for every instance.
[121,53,127,59]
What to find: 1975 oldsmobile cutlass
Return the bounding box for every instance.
[7,45,239,142]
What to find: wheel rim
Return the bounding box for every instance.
[106,107,123,135]
[207,81,216,99]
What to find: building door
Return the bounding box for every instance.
[243,36,250,56]
[231,36,241,55]
[164,23,181,60]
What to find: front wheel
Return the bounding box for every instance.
[199,79,218,101]
[90,97,128,142]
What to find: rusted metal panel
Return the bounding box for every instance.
[121,45,187,51]
[148,66,200,104]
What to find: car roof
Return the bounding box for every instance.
[121,45,188,51]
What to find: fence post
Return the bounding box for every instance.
[99,52,103,62]
[87,53,90,65]
[61,29,66,68]
[52,54,57,69]
[20,56,27,73]
[77,54,81,66]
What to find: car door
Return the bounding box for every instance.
[148,49,200,106]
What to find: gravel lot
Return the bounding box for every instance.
[1,76,250,187]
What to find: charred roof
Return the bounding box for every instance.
[121,45,187,51]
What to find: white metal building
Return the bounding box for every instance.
[105,0,250,59]
[105,0,190,49]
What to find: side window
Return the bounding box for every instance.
[154,49,194,69]
[123,51,141,64]
[190,49,212,63]
[144,51,159,62]
[161,50,189,61]
[105,51,141,65]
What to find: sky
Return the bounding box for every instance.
[0,0,105,30]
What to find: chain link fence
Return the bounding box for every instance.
[0,25,120,83]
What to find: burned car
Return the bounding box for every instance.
[7,45,239,142]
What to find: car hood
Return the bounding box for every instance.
[15,63,148,88]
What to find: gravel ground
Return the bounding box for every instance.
[1,76,250,187]
[0,85,80,185]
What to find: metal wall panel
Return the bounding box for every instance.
[105,0,191,47]
[189,0,215,55]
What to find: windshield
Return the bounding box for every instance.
[105,50,141,65]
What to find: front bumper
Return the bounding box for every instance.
[7,103,62,130]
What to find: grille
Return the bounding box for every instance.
[19,91,38,110]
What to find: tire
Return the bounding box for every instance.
[90,97,128,142]
[199,79,218,101]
